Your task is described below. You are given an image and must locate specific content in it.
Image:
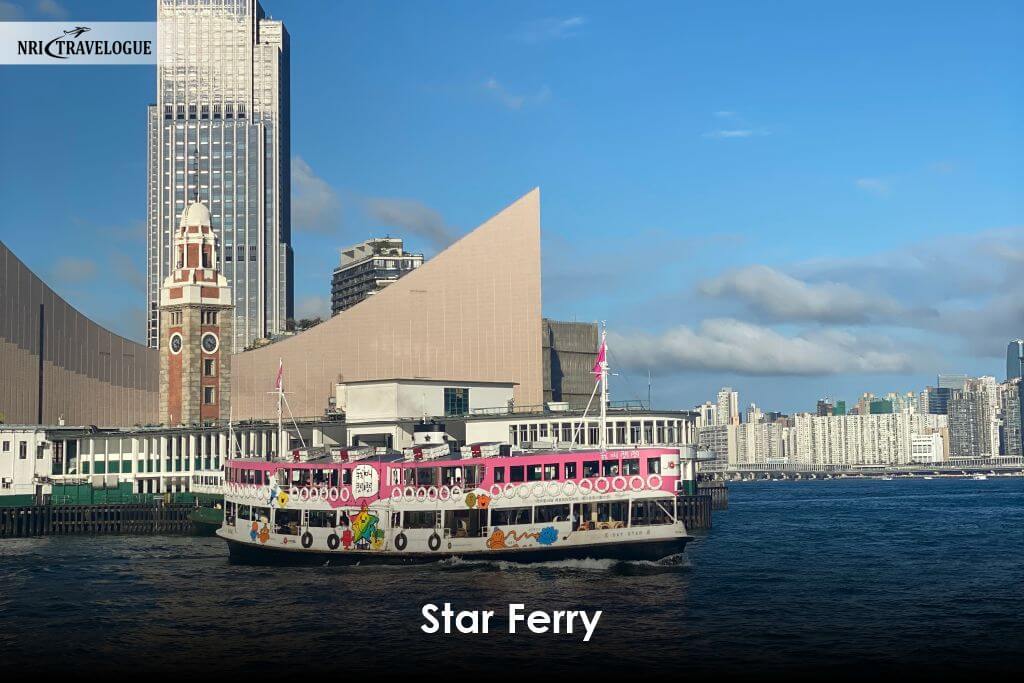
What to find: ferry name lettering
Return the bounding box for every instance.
[420,602,602,642]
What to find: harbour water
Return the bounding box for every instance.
[1,478,1022,674]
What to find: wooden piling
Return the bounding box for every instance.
[0,503,193,538]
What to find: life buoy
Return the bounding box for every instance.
[415,487,428,502]
[438,486,451,501]
[328,487,339,502]
[647,474,663,490]
[595,477,611,494]
[449,486,463,499]
[562,480,577,497]
[579,478,594,493]
[395,533,408,551]
[319,487,329,501]
[310,487,322,502]
[301,532,313,548]
[518,484,532,499]
[428,533,441,551]
[340,487,351,503]
[298,487,310,502]
[390,487,403,500]
[404,486,415,500]
[289,486,299,499]
[629,475,645,492]
[490,484,503,499]
[427,486,439,501]
[546,481,561,497]
[532,482,547,497]
[612,476,628,492]
[327,533,340,550]
[503,483,516,498]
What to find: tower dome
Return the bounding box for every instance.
[179,201,212,228]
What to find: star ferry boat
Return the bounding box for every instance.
[217,444,692,564]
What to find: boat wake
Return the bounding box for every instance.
[432,552,691,574]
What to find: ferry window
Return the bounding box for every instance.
[564,462,577,479]
[464,466,481,487]
[597,501,627,526]
[493,467,505,483]
[416,468,438,486]
[404,469,416,486]
[224,501,236,526]
[527,464,543,482]
[623,459,640,475]
[342,469,352,485]
[652,498,675,525]
[583,461,599,478]
[441,467,464,486]
[491,507,532,526]
[648,458,661,475]
[535,504,570,523]
[445,509,472,537]
[403,511,437,529]
[509,466,525,483]
[238,504,251,521]
[561,424,572,442]
[307,510,336,528]
[539,424,548,439]
[253,506,271,523]
[543,463,559,480]
[274,508,301,535]
[631,501,651,526]
[329,469,340,487]
[602,461,620,476]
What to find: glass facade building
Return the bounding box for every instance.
[1007,339,1024,381]
[147,0,292,352]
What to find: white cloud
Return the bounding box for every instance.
[483,78,551,110]
[364,196,455,249]
[0,1,23,19]
[516,16,586,43]
[702,111,768,139]
[612,319,917,376]
[295,295,330,320]
[52,256,97,283]
[291,156,342,233]
[35,0,68,19]
[699,264,904,323]
[855,177,890,196]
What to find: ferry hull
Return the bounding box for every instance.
[222,535,691,566]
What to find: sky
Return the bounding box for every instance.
[0,0,1021,413]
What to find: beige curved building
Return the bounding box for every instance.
[0,241,160,426]
[231,189,544,419]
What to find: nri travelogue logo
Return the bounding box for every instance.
[1,22,156,64]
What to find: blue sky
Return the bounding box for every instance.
[0,0,1021,413]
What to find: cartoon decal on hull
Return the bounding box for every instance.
[486,526,559,550]
[350,504,384,550]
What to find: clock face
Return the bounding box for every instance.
[169,333,183,354]
[201,333,219,354]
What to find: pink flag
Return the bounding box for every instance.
[592,340,606,382]
[274,359,284,390]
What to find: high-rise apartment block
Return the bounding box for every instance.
[148,0,292,352]
[948,376,999,458]
[716,387,739,425]
[330,238,424,315]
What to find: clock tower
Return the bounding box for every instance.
[159,201,233,426]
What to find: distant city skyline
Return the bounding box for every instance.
[1,0,1020,413]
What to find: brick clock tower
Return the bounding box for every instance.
[159,201,233,426]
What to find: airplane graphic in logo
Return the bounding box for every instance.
[61,27,91,40]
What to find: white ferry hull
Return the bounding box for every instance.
[221,532,691,565]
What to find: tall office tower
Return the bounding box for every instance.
[147,0,292,352]
[937,374,968,390]
[948,376,999,458]
[330,238,424,315]
[716,387,740,425]
[696,401,717,428]
[1007,340,1024,381]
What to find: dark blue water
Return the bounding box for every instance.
[1,478,1022,675]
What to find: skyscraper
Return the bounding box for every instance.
[716,387,739,425]
[1007,339,1024,381]
[147,0,292,352]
